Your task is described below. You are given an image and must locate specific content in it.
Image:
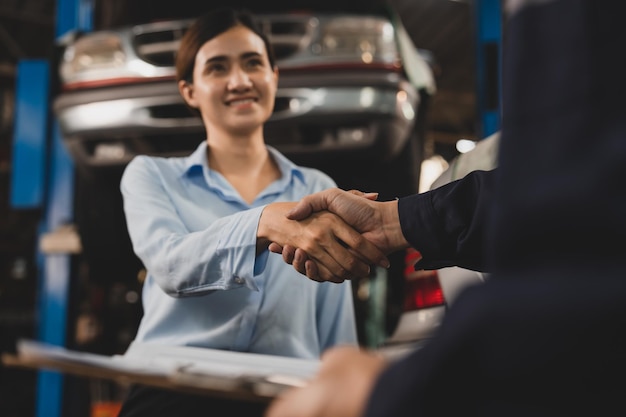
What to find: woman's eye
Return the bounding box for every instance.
[207,64,227,74]
[247,59,263,68]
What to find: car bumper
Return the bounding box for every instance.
[53,74,419,166]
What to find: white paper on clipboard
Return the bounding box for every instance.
[3,339,319,402]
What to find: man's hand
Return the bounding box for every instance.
[268,189,409,280]
[258,202,388,282]
[286,189,391,249]
[264,346,387,417]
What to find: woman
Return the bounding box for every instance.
[117,7,384,416]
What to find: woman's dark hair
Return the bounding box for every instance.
[175,7,276,84]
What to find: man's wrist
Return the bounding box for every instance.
[382,200,410,252]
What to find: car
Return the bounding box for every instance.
[51,1,436,349]
[379,132,499,359]
[53,3,435,205]
[379,262,487,359]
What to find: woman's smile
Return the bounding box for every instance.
[226,97,257,109]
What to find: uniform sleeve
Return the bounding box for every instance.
[397,169,495,272]
[120,156,264,297]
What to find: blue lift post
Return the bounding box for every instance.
[10,1,93,417]
[473,0,503,139]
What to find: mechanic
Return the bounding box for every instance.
[265,0,626,416]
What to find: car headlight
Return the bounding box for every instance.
[318,17,398,65]
[60,33,126,82]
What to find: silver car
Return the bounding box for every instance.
[53,5,435,205]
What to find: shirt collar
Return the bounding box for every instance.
[182,141,210,174]
[181,141,306,186]
[266,145,306,185]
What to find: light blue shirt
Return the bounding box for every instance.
[120,141,357,359]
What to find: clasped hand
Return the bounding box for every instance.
[261,188,407,282]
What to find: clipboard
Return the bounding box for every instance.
[2,339,319,403]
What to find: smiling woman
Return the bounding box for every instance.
[53,0,434,360]
[115,7,372,417]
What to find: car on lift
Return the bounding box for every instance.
[53,1,435,199]
[51,0,436,347]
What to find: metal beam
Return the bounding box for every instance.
[29,1,94,417]
[10,60,48,207]
[472,0,502,139]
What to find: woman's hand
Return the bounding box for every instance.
[267,189,407,281]
[258,202,388,282]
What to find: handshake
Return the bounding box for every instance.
[257,188,411,283]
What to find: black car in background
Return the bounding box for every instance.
[52,0,436,349]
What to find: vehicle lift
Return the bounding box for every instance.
[10,1,93,417]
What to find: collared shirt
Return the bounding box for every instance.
[120,141,357,359]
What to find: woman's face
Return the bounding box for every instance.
[179,25,278,136]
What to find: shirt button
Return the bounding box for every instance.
[234,276,244,285]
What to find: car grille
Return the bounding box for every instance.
[133,22,189,66]
[132,15,314,67]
